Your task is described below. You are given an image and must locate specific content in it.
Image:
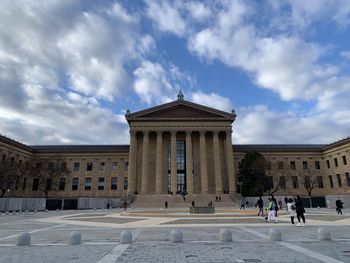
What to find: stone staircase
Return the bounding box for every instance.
[130,194,240,208]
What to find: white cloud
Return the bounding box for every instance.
[185,1,211,22]
[190,92,233,112]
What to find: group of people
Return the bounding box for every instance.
[256,195,306,226]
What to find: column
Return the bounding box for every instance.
[155,131,163,194]
[213,131,223,193]
[199,131,208,193]
[127,130,137,195]
[226,130,236,193]
[171,131,177,194]
[185,131,193,194]
[141,131,149,194]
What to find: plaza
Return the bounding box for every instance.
[0,207,349,263]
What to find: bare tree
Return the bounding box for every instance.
[300,171,317,208]
[0,158,26,197]
[28,155,70,198]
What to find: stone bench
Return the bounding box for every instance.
[190,207,215,214]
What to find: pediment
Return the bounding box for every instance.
[126,100,236,122]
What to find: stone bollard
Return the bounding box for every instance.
[268,228,282,241]
[120,230,132,244]
[68,231,82,245]
[317,228,331,241]
[170,229,183,243]
[17,232,31,246]
[219,229,232,242]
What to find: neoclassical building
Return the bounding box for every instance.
[1,95,350,207]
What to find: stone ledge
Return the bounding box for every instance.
[190,207,215,214]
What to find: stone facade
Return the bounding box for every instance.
[1,98,350,200]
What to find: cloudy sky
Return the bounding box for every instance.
[1,0,350,145]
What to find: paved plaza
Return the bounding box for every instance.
[0,208,349,263]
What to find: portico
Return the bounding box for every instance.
[125,96,237,197]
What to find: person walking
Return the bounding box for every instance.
[287,198,296,225]
[336,198,344,215]
[256,196,264,216]
[278,199,283,210]
[240,199,245,209]
[295,195,306,226]
[284,196,289,211]
[267,198,279,223]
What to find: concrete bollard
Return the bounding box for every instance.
[268,228,282,241]
[17,232,31,246]
[317,228,331,241]
[120,230,132,244]
[170,229,183,243]
[219,229,232,242]
[68,231,82,245]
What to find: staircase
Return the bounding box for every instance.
[130,194,240,208]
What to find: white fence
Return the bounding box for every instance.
[0,198,46,212]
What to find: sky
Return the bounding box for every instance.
[0,0,350,145]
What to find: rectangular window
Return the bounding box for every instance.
[61,162,67,171]
[72,178,79,191]
[334,158,338,167]
[125,162,129,171]
[304,176,311,188]
[317,176,324,188]
[315,161,320,170]
[302,161,308,170]
[59,178,66,191]
[346,172,350,187]
[98,177,104,190]
[32,178,39,191]
[74,162,80,171]
[267,176,273,188]
[48,162,54,171]
[85,178,92,190]
[290,161,296,170]
[336,174,342,187]
[111,177,117,190]
[326,160,330,169]
[342,156,347,165]
[46,178,52,191]
[22,177,27,191]
[99,162,106,171]
[124,177,128,190]
[279,176,286,188]
[112,162,118,171]
[87,162,93,171]
[292,176,298,188]
[266,161,271,170]
[278,161,283,170]
[1,154,6,162]
[329,175,334,188]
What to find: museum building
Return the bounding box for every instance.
[1,94,350,207]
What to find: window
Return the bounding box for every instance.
[98,177,104,190]
[46,178,52,191]
[59,178,66,191]
[336,174,342,187]
[61,162,67,171]
[36,163,41,169]
[72,178,79,191]
[278,161,283,170]
[266,161,271,170]
[87,162,93,171]
[112,162,118,171]
[99,162,106,171]
[290,161,296,170]
[346,172,350,187]
[315,161,320,170]
[279,176,286,188]
[304,176,311,188]
[22,177,27,191]
[85,178,92,190]
[329,175,334,188]
[342,156,347,165]
[317,176,324,188]
[292,176,299,188]
[302,161,308,170]
[48,162,54,171]
[74,162,80,171]
[111,177,117,190]
[1,154,6,162]
[124,177,128,190]
[326,160,330,169]
[267,176,273,188]
[334,158,338,167]
[32,178,39,191]
[125,162,129,171]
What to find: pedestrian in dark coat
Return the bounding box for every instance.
[295,195,306,226]
[336,198,344,215]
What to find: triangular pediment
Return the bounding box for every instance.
[126,100,236,122]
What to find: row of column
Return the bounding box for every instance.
[127,130,236,195]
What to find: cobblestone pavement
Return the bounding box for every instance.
[0,209,349,263]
